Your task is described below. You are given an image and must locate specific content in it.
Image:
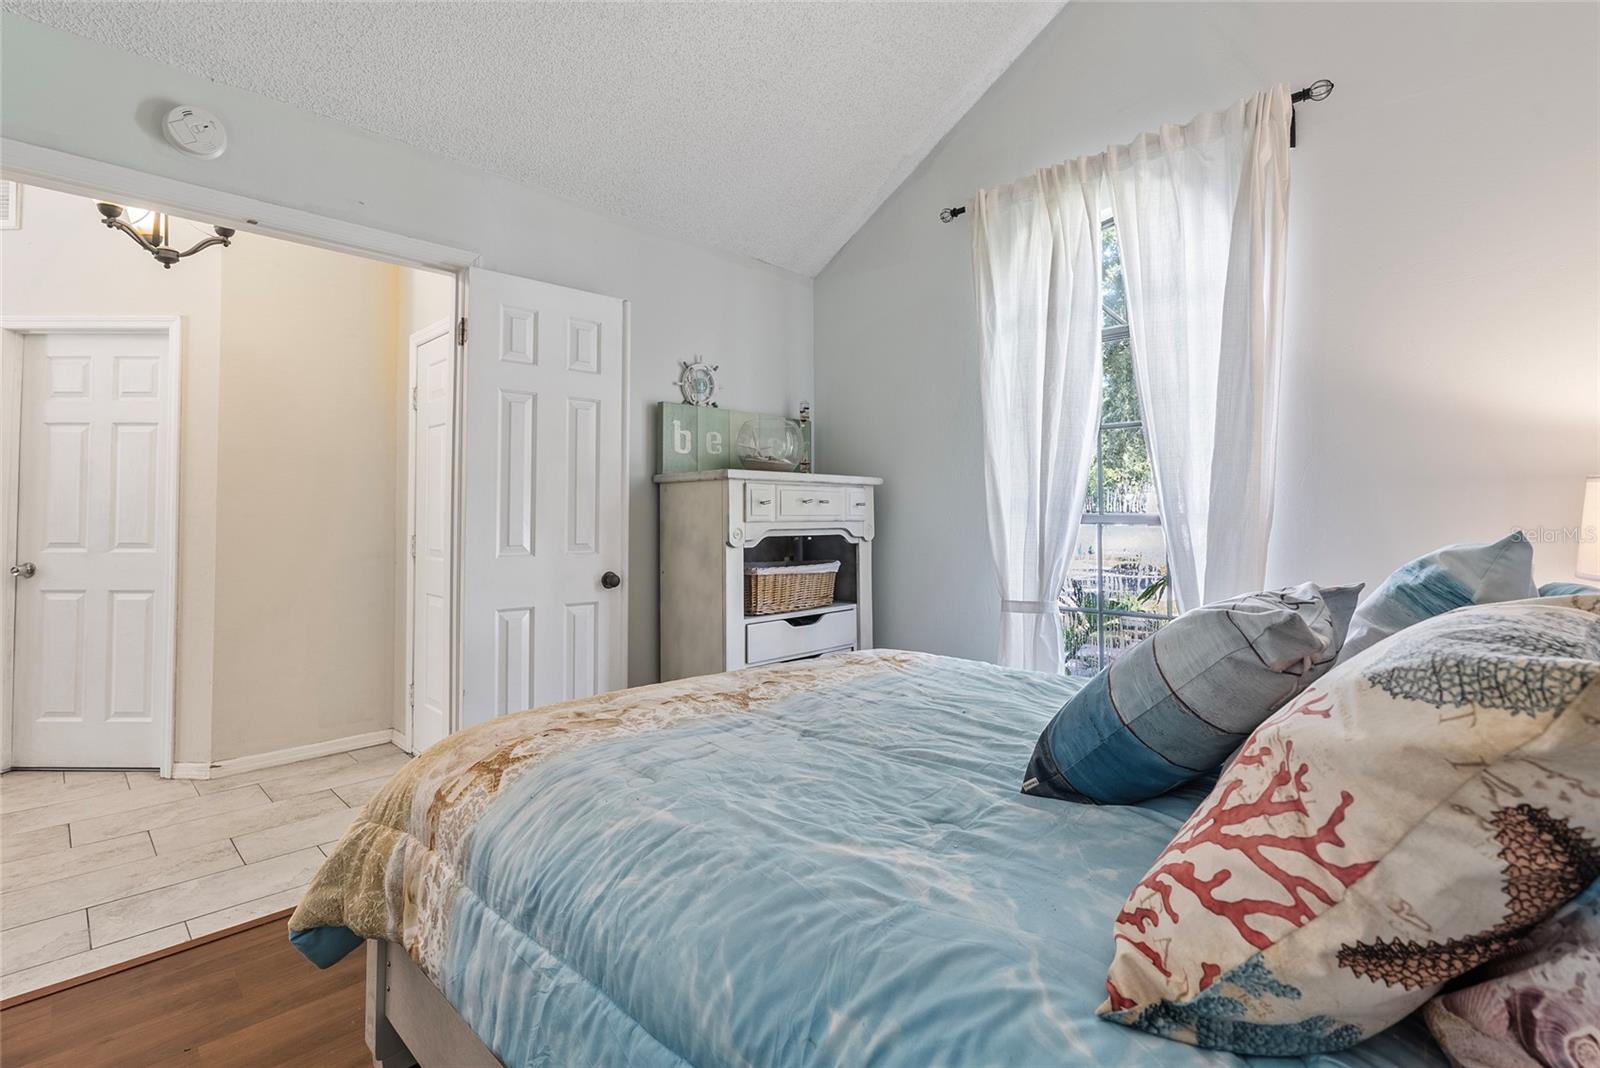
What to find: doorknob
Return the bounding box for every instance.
[9,562,35,579]
[601,571,622,590]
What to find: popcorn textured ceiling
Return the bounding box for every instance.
[3,1,1063,275]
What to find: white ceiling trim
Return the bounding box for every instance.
[0,138,480,272]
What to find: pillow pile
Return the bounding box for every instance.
[1099,595,1600,1056]
[1337,531,1537,662]
[1022,583,1360,805]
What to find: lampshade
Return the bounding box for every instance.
[1579,476,1600,579]
[124,207,165,244]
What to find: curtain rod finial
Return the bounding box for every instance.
[940,205,967,223]
[1291,78,1334,103]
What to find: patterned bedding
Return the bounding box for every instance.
[288,650,1445,1067]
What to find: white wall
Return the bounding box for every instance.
[815,2,1599,662]
[1,12,815,687]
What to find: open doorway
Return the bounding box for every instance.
[0,171,631,1000]
[0,183,457,774]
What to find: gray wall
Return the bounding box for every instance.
[1,13,814,689]
[815,2,1599,663]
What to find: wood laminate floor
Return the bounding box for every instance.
[0,911,370,1067]
[0,744,409,999]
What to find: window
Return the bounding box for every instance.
[1060,219,1174,677]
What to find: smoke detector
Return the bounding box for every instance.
[162,106,227,160]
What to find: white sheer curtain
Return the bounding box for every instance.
[1105,86,1293,612]
[972,158,1103,672]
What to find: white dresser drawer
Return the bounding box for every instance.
[776,486,845,520]
[744,483,776,521]
[745,605,856,664]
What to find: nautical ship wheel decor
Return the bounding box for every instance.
[676,358,720,407]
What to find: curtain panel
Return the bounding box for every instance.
[972,158,1103,672]
[1106,86,1293,612]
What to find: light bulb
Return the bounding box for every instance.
[124,207,161,242]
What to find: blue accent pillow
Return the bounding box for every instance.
[1337,532,1537,662]
[1021,582,1360,805]
[1541,581,1600,596]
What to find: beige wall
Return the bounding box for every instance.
[2,184,438,766]
[210,235,407,761]
[398,270,454,336]
[1,185,223,765]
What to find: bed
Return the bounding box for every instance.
[289,650,1447,1067]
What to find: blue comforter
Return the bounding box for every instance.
[290,650,1444,1067]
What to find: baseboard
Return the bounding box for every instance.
[188,729,397,781]
[388,728,413,755]
[170,762,212,780]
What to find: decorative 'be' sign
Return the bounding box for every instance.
[657,402,810,474]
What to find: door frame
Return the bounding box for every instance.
[1,316,182,775]
[402,318,455,753]
[0,140,479,274]
[0,331,20,773]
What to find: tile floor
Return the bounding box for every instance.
[0,743,410,999]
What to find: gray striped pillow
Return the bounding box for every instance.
[1023,582,1361,805]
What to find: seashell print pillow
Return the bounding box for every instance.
[1424,877,1600,1068]
[1099,595,1600,1056]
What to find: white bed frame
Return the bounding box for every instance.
[367,940,503,1068]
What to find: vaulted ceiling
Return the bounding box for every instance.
[4,1,1062,275]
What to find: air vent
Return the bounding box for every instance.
[0,180,18,230]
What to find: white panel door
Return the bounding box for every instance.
[12,329,174,768]
[409,324,454,753]
[461,269,626,728]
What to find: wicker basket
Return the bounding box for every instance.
[744,560,840,615]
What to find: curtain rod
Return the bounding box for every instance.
[938,79,1333,223]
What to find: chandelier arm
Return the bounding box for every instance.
[96,203,233,267]
[102,218,161,254]
[175,234,232,259]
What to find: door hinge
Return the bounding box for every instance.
[456,317,468,346]
[410,386,418,411]
[409,533,416,558]
[408,682,415,709]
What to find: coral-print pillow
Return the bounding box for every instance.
[1099,595,1600,1056]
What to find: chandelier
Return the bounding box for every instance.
[95,202,235,269]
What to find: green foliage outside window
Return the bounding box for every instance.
[1091,224,1153,516]
[1062,219,1172,677]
